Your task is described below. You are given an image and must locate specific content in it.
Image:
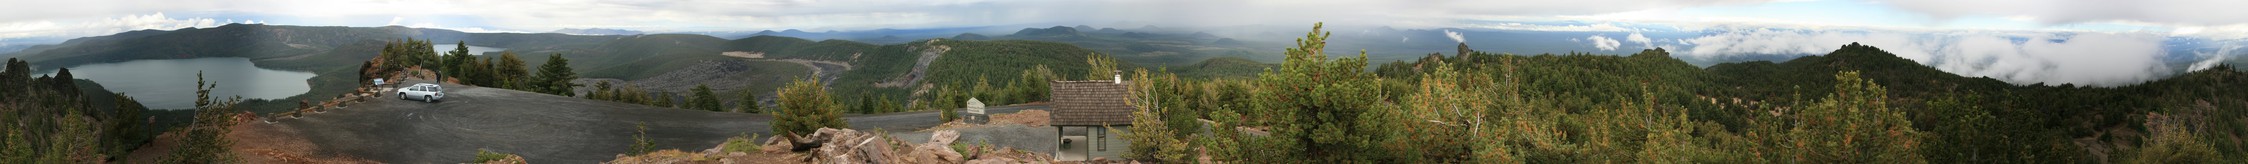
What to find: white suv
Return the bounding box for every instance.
[398,83,445,102]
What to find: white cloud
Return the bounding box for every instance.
[2186,41,2244,71]
[1880,0,2248,25]
[1681,29,2173,86]
[1474,22,1635,32]
[1586,35,1622,51]
[1443,29,1466,43]
[1626,32,1653,48]
[2169,23,2248,40]
[0,13,228,40]
[0,0,1808,33]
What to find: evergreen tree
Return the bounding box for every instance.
[102,94,151,159]
[629,123,656,155]
[474,57,496,86]
[856,91,876,114]
[971,76,993,104]
[690,84,723,111]
[441,41,472,82]
[1248,22,1388,162]
[1086,54,1118,80]
[651,91,675,108]
[2127,109,2224,163]
[1122,69,1195,163]
[531,54,578,96]
[163,71,243,163]
[1773,71,1924,163]
[618,85,650,105]
[936,86,959,122]
[736,89,762,113]
[496,51,529,89]
[589,81,615,100]
[774,77,847,136]
[1924,93,1997,163]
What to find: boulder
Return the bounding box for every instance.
[758,128,978,164]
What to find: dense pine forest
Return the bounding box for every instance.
[1092,23,2245,163]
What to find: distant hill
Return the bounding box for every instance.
[992,26,1263,66]
[0,24,612,113]
[0,23,1255,115]
[1010,26,1085,38]
[1378,44,2248,161]
[1172,57,1272,79]
[2,24,619,70]
[950,33,991,41]
[550,28,645,35]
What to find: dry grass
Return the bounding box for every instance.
[991,109,1049,127]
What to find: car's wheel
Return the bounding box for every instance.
[424,95,434,103]
[400,93,408,100]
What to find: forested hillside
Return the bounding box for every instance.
[0,58,166,162]
[1109,23,2244,163]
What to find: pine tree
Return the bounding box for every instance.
[589,81,615,100]
[856,91,876,114]
[163,71,242,163]
[532,54,578,96]
[442,41,472,82]
[936,86,959,122]
[774,77,847,136]
[630,123,656,155]
[690,84,723,111]
[1248,22,1387,162]
[736,89,762,113]
[971,76,992,104]
[1022,65,1054,102]
[1085,54,1118,80]
[1925,93,1997,163]
[40,109,101,162]
[496,51,529,89]
[103,94,150,159]
[651,91,675,108]
[1121,69,1195,163]
[1776,71,1924,163]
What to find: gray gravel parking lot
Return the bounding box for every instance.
[268,81,1046,163]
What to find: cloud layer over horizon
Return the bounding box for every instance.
[1672,29,2175,86]
[6,0,2248,86]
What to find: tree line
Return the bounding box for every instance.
[1108,23,2243,163]
[374,39,578,96]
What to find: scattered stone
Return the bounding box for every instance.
[611,127,1052,164]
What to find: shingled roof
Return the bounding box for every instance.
[1049,80,1133,126]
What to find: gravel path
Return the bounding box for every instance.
[267,79,1049,163]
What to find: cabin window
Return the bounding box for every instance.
[1097,127,1106,151]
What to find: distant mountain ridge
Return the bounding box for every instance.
[551,28,645,35]
[0,23,1276,114]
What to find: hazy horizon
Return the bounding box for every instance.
[6,0,2248,86]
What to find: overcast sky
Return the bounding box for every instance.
[4,0,2247,86]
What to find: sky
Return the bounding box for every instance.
[4,0,2247,86]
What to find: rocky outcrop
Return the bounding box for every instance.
[607,127,1020,164]
[771,128,964,163]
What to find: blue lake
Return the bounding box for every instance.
[41,57,316,109]
[433,44,506,55]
